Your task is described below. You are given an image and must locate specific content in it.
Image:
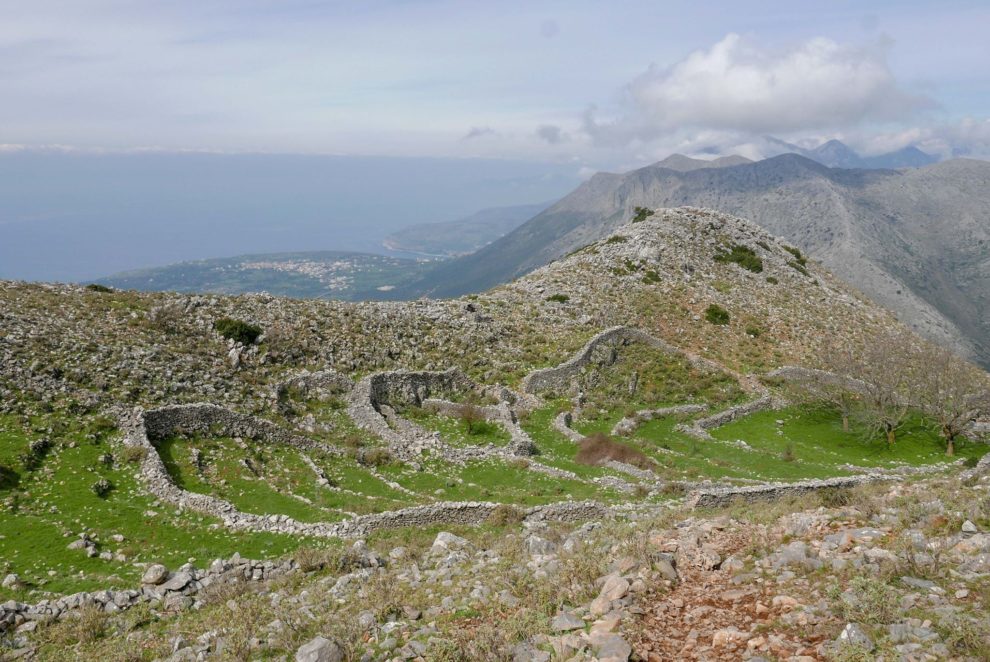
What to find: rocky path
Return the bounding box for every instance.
[632,518,836,661]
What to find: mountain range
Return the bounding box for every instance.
[397,153,990,368]
[765,137,938,169]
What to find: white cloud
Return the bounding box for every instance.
[585,33,934,147]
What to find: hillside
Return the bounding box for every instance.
[94,251,436,300]
[2,208,988,661]
[400,156,990,367]
[382,202,550,257]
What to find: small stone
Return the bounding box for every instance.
[295,636,345,662]
[961,520,978,534]
[837,623,874,652]
[955,589,970,599]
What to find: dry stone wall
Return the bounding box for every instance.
[522,326,698,395]
[611,404,708,437]
[687,475,887,509]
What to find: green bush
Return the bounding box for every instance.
[91,478,113,498]
[85,283,113,293]
[745,325,762,337]
[631,207,655,223]
[787,260,810,277]
[765,276,779,285]
[642,269,661,284]
[714,244,763,273]
[545,294,570,303]
[214,318,262,345]
[783,245,806,265]
[605,235,628,244]
[704,304,730,325]
[19,438,52,471]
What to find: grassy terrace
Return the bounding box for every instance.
[0,415,316,600]
[563,403,983,484]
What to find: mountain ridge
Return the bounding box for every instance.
[398,155,990,368]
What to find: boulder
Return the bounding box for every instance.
[295,636,345,662]
[141,564,169,586]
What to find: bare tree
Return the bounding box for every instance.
[799,341,864,432]
[848,329,915,448]
[911,344,990,456]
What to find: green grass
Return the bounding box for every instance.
[0,415,321,600]
[402,408,511,448]
[710,407,986,471]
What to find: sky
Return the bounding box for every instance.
[2,0,989,172]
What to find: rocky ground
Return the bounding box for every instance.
[3,471,989,661]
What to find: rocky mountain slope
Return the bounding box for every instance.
[2,208,988,661]
[401,157,990,367]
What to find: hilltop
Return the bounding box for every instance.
[399,156,990,368]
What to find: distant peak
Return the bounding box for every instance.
[655,153,752,172]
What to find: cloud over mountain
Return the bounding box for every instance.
[584,34,935,147]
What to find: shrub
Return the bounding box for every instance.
[98,452,114,467]
[19,438,52,471]
[576,432,654,471]
[292,545,363,574]
[85,283,113,293]
[488,504,525,526]
[605,235,628,244]
[783,245,806,264]
[963,456,980,468]
[545,294,570,303]
[455,404,487,435]
[147,302,185,333]
[214,317,262,345]
[0,464,20,490]
[358,448,393,468]
[631,207,655,223]
[765,276,779,284]
[120,445,148,464]
[745,325,762,337]
[704,304,730,325]
[714,243,763,273]
[787,260,811,277]
[91,478,113,498]
[642,269,661,284]
[780,443,796,462]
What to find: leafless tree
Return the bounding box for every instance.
[911,344,990,456]
[847,329,915,448]
[798,341,863,432]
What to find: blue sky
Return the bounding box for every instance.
[2,0,989,170]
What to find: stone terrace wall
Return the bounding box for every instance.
[611,404,708,437]
[677,395,775,440]
[142,403,341,455]
[422,398,537,456]
[522,326,696,395]
[0,553,307,633]
[119,405,609,539]
[273,368,354,410]
[688,475,886,509]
